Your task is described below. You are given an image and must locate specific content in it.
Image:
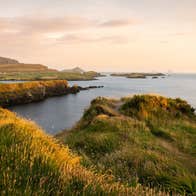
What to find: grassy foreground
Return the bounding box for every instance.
[60,95,196,195]
[0,108,170,195]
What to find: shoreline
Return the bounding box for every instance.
[0,80,104,107]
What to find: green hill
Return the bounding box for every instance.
[60,95,196,195]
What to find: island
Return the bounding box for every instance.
[111,72,165,79]
[0,56,102,81]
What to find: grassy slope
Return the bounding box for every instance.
[0,63,57,72]
[0,107,169,195]
[0,71,101,81]
[60,95,196,195]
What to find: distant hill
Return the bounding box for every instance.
[0,56,57,72]
[0,56,19,64]
[62,67,85,73]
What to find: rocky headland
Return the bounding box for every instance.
[0,80,103,107]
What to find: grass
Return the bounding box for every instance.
[0,71,101,81]
[60,95,196,195]
[0,107,170,195]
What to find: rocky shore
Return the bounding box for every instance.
[0,80,103,107]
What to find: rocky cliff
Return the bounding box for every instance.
[0,80,79,107]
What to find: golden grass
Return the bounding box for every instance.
[0,107,172,195]
[62,95,196,195]
[0,80,68,93]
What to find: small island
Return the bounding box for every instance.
[111,72,165,79]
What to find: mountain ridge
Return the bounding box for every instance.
[0,56,57,72]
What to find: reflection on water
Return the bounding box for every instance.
[9,74,196,134]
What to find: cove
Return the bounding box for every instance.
[9,74,196,134]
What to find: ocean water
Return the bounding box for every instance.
[8,74,196,134]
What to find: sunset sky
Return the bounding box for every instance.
[0,0,196,72]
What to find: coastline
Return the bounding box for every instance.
[0,80,103,107]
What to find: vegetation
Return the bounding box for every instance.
[0,80,80,107]
[60,95,196,195]
[0,71,102,81]
[0,107,169,195]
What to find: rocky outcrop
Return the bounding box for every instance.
[78,85,104,90]
[0,80,76,107]
[0,81,104,107]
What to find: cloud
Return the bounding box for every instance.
[0,16,138,35]
[0,15,93,34]
[159,41,169,44]
[57,34,129,44]
[0,15,133,51]
[100,19,138,27]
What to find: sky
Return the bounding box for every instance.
[0,0,196,72]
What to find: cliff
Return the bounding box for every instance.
[0,81,104,107]
[0,80,79,107]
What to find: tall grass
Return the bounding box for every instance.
[0,107,170,195]
[61,95,196,195]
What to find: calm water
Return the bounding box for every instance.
[8,74,196,134]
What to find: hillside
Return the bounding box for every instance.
[0,56,19,64]
[0,56,57,73]
[59,95,196,195]
[62,67,85,73]
[0,63,57,73]
[0,107,168,195]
